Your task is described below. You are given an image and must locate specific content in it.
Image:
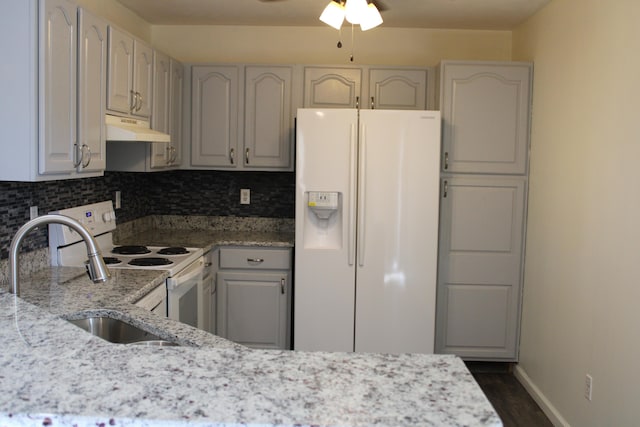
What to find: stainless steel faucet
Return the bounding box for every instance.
[8,214,111,296]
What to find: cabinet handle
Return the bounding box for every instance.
[355,96,360,109]
[443,180,448,198]
[247,258,264,264]
[170,146,177,163]
[73,143,82,167]
[129,90,137,112]
[81,144,91,168]
[229,148,235,164]
[371,96,375,109]
[444,152,449,170]
[245,147,250,165]
[135,92,143,112]
[280,278,285,295]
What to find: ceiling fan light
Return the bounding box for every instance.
[319,1,345,30]
[345,0,368,25]
[359,3,383,31]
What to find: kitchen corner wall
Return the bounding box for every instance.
[0,170,294,259]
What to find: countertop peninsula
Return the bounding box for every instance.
[0,223,501,426]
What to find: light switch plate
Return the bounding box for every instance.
[240,189,250,205]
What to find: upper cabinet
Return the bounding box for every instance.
[244,66,293,168]
[106,51,184,173]
[303,67,362,108]
[303,66,431,110]
[107,26,153,118]
[169,58,184,167]
[191,65,294,171]
[149,50,172,170]
[438,61,532,174]
[0,0,106,181]
[77,7,107,174]
[191,65,240,168]
[368,68,428,110]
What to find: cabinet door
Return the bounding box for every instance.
[440,62,531,174]
[200,273,212,332]
[436,176,525,360]
[132,39,153,118]
[77,7,106,174]
[38,0,76,175]
[244,66,292,169]
[217,271,289,350]
[368,68,427,110]
[150,50,171,169]
[191,66,239,167]
[106,26,133,115]
[303,67,361,108]
[169,58,184,166]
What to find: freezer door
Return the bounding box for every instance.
[354,110,441,354]
[294,109,358,352]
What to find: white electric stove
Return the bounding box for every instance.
[48,201,204,328]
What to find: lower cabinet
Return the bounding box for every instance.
[435,175,526,360]
[216,247,292,350]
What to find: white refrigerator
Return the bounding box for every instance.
[294,108,441,354]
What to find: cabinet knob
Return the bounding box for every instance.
[229,148,235,164]
[371,96,375,109]
[443,180,448,198]
[280,278,285,295]
[444,152,449,170]
[245,147,250,165]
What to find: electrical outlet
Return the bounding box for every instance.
[240,189,250,205]
[585,374,593,401]
[29,206,38,220]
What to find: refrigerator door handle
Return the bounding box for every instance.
[348,123,357,266]
[357,123,367,267]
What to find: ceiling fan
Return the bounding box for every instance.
[258,0,388,12]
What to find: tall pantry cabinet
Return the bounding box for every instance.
[435,61,532,361]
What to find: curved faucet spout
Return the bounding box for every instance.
[9,214,111,296]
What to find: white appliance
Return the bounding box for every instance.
[294,108,441,354]
[105,114,170,142]
[48,201,204,328]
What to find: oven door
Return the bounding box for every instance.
[166,257,204,327]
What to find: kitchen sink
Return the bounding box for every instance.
[67,316,178,346]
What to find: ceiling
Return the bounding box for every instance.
[115,0,551,30]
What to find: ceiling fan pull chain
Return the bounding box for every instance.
[350,23,355,62]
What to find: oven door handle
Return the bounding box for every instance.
[166,258,204,290]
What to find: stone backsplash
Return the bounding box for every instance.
[0,169,295,260]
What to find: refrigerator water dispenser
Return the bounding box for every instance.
[303,191,342,249]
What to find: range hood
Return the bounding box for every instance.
[105,114,170,143]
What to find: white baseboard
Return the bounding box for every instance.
[513,364,571,427]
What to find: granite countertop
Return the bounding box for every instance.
[115,228,295,252]
[0,265,501,426]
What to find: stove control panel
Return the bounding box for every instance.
[49,201,117,245]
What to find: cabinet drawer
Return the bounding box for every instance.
[219,247,291,270]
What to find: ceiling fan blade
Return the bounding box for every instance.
[370,0,388,12]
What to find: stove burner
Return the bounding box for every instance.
[128,257,173,267]
[102,257,122,265]
[112,245,151,255]
[157,247,189,255]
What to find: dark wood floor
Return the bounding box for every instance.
[466,362,553,427]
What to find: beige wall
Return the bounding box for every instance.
[151,25,511,65]
[76,0,151,41]
[513,0,640,425]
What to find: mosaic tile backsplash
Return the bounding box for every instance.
[0,170,295,259]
